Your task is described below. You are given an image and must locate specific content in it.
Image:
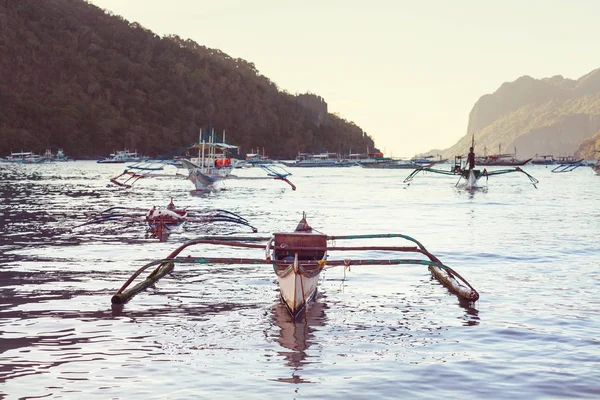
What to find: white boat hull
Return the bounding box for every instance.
[276,256,321,317]
[182,159,230,190]
[458,169,483,190]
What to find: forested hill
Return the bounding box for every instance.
[0,0,375,159]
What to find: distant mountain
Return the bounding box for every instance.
[435,69,600,160]
[0,0,375,158]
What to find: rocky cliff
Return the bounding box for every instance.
[438,69,600,159]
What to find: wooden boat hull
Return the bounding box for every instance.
[361,160,418,169]
[276,257,321,317]
[271,226,327,319]
[182,159,227,190]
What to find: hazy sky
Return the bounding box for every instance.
[88,0,599,157]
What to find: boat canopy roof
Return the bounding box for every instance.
[188,142,239,152]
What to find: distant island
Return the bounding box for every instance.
[429,70,600,160]
[0,0,376,159]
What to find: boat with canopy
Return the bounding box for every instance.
[109,128,296,191]
[111,214,479,319]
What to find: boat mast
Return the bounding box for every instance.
[200,128,205,171]
[209,127,214,170]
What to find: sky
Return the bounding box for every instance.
[88,0,600,157]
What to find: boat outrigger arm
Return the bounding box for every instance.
[551,159,585,173]
[111,229,480,315]
[108,159,183,188]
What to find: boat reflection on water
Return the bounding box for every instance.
[271,296,328,384]
[458,297,480,326]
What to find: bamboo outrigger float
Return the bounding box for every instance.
[111,214,479,318]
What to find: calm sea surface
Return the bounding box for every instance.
[0,161,599,399]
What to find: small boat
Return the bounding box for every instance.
[75,198,257,241]
[362,158,447,169]
[111,213,480,319]
[347,150,393,167]
[144,200,189,239]
[2,151,45,164]
[530,155,556,165]
[43,148,73,162]
[410,155,448,166]
[242,148,277,167]
[280,152,355,168]
[270,215,326,316]
[551,156,586,173]
[475,155,531,166]
[475,145,531,166]
[359,159,417,169]
[404,138,539,189]
[97,150,142,163]
[54,148,72,162]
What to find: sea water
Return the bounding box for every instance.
[0,161,599,399]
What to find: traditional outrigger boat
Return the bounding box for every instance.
[111,214,479,319]
[76,198,256,240]
[404,138,538,189]
[475,144,531,166]
[404,158,539,189]
[550,156,586,173]
[109,128,296,191]
[182,158,296,192]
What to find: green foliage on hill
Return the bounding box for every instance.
[0,0,375,158]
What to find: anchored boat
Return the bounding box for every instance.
[111,214,479,318]
[404,137,539,189]
[75,198,256,240]
[404,157,539,189]
[109,128,296,191]
[270,215,327,316]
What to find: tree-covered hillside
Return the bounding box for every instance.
[0,0,375,158]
